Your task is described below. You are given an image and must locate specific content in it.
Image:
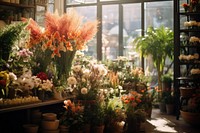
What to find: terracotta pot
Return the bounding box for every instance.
[23,124,39,133]
[42,113,57,121]
[41,129,60,133]
[180,87,194,98]
[180,110,200,126]
[59,125,69,133]
[41,120,59,130]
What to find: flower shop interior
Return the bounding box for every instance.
[0,0,200,133]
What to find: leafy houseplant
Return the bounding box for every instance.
[133,26,174,92]
[0,22,28,61]
[161,74,173,91]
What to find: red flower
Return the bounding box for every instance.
[0,79,6,87]
[36,72,48,80]
[182,3,189,8]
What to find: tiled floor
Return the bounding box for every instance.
[144,109,200,133]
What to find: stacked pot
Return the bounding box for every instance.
[41,113,60,133]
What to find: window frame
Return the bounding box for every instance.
[64,0,173,63]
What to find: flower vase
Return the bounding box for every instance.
[126,117,141,133]
[55,51,76,86]
[38,90,45,101]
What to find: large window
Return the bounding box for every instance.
[65,0,173,68]
[102,5,119,60]
[67,6,97,58]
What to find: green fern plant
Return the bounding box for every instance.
[0,22,28,61]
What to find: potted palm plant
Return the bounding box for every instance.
[133,25,174,92]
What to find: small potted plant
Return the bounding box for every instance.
[91,102,106,133]
[59,100,84,133]
[165,93,175,115]
[161,74,173,92]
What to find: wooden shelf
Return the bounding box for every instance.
[0,1,35,8]
[0,99,65,114]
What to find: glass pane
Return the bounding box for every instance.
[67,6,97,58]
[179,0,187,12]
[100,0,119,1]
[66,0,97,5]
[35,6,46,27]
[47,4,54,13]
[145,1,173,29]
[144,1,173,82]
[123,3,141,67]
[47,0,54,13]
[48,0,54,3]
[102,5,119,60]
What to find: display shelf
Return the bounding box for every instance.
[0,99,65,114]
[180,29,200,32]
[174,0,200,120]
[0,1,35,8]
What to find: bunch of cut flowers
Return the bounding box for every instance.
[66,58,108,101]
[121,90,146,123]
[60,99,84,131]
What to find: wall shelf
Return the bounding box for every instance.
[0,99,65,114]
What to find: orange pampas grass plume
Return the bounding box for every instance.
[22,18,43,48]
[80,20,99,42]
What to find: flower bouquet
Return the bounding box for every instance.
[23,8,99,86]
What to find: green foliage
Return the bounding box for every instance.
[133,25,174,90]
[0,22,28,61]
[134,26,174,64]
[160,91,174,104]
[91,102,105,126]
[161,74,173,83]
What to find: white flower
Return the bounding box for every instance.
[32,76,41,88]
[94,64,107,76]
[40,79,53,91]
[191,69,200,75]
[83,69,90,78]
[21,78,35,90]
[9,72,17,81]
[81,87,88,94]
[109,88,114,94]
[72,65,82,73]
[186,55,194,60]
[184,21,191,27]
[193,53,199,60]
[189,36,199,43]
[118,85,123,90]
[67,76,77,85]
[190,21,197,26]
